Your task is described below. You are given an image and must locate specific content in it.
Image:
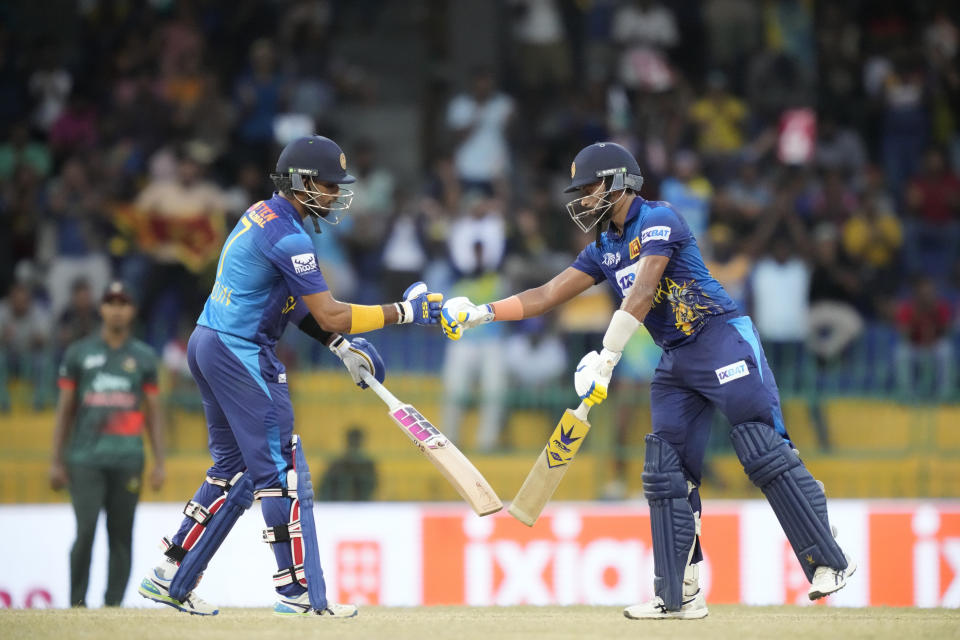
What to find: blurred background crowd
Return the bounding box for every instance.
[1,0,959,499]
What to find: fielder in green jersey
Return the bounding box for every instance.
[50,281,166,607]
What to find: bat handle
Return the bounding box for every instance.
[359,371,402,410]
[573,402,591,421]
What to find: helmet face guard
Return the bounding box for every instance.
[273,170,354,225]
[564,168,642,233]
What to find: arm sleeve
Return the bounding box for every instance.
[635,205,690,261]
[570,245,605,284]
[57,344,80,391]
[142,349,159,395]
[265,233,330,297]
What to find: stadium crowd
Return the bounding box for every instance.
[1,0,958,418]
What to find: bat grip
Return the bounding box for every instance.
[573,402,590,421]
[359,371,402,410]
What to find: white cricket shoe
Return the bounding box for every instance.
[808,554,857,600]
[273,591,358,618]
[138,564,218,616]
[623,589,709,620]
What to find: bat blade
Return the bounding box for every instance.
[508,407,591,526]
[389,404,503,516]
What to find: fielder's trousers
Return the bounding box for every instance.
[68,464,142,606]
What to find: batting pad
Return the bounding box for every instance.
[170,473,254,602]
[294,435,328,611]
[731,422,847,581]
[642,434,696,611]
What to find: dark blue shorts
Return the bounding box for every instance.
[650,315,789,483]
[187,325,293,490]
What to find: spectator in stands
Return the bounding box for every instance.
[55,278,100,355]
[815,115,868,178]
[344,139,396,302]
[0,121,52,181]
[319,427,378,502]
[445,68,515,195]
[443,193,507,451]
[904,147,960,276]
[0,279,53,411]
[749,216,812,392]
[723,158,773,232]
[133,146,228,350]
[688,71,748,180]
[234,38,285,160]
[880,53,930,199]
[41,156,112,316]
[895,277,955,400]
[659,150,712,238]
[842,192,903,312]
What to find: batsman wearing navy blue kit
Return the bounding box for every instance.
[138,135,442,618]
[441,142,854,619]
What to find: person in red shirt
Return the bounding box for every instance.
[904,148,960,274]
[895,277,954,398]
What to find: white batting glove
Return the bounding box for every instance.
[574,348,621,406]
[440,296,494,341]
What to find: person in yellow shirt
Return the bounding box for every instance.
[842,195,903,271]
[688,71,748,162]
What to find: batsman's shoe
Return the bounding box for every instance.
[808,554,857,600]
[273,591,358,618]
[138,566,218,616]
[623,590,709,620]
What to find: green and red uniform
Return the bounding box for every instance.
[58,334,158,606]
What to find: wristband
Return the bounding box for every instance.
[348,304,386,333]
[602,309,642,353]
[395,300,413,325]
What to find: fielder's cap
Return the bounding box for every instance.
[275,135,356,185]
[102,280,134,304]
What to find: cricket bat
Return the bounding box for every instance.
[508,402,592,526]
[360,371,503,516]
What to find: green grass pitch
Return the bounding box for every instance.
[2,605,959,640]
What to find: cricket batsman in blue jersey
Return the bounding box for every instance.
[441,142,855,619]
[138,135,442,618]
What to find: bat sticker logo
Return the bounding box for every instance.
[559,424,582,446]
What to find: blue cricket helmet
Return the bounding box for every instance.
[564,142,644,233]
[272,135,355,224]
[564,141,644,193]
[275,135,356,185]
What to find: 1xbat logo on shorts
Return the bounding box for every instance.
[291,253,318,274]
[715,360,749,384]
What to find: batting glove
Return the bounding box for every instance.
[574,348,621,406]
[440,296,494,341]
[330,336,386,388]
[397,281,443,326]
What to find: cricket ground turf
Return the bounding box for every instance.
[2,605,958,640]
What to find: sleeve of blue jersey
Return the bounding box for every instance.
[266,233,330,298]
[570,244,605,283]
[636,205,688,260]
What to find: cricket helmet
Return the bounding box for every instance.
[564,142,644,233]
[272,135,355,223]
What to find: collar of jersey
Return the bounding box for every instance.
[605,196,644,239]
[268,192,305,227]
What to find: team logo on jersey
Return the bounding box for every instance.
[641,225,671,243]
[340,152,347,170]
[629,238,641,259]
[715,360,749,384]
[123,357,137,373]
[278,373,287,384]
[654,277,724,336]
[291,253,318,274]
[282,296,297,315]
[570,161,576,178]
[83,354,106,370]
[602,252,620,267]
